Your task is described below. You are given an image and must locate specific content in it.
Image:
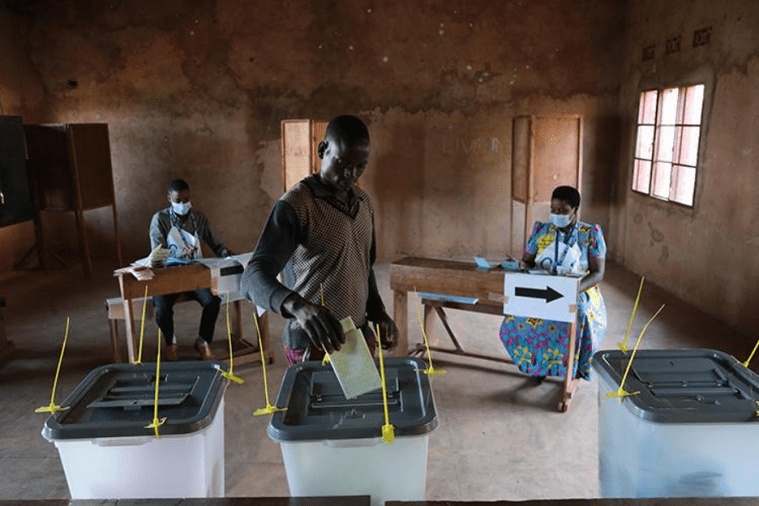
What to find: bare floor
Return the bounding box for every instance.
[0,259,753,501]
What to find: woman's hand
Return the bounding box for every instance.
[282,294,345,353]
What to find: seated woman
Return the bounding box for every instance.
[500,185,607,382]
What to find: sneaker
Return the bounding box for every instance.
[165,344,179,362]
[194,338,215,361]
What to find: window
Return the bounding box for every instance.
[632,84,705,206]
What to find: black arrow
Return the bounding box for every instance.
[515,286,563,303]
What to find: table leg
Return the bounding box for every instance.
[560,319,579,412]
[393,290,408,356]
[123,297,139,363]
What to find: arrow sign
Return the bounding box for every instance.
[515,286,563,303]
[503,272,579,323]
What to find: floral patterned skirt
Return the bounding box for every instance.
[499,285,607,380]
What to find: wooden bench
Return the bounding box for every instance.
[105,293,271,365]
[413,296,514,366]
[0,297,15,363]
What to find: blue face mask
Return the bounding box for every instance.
[172,201,192,216]
[550,213,572,228]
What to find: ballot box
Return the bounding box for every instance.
[42,362,228,499]
[204,253,253,295]
[268,356,438,506]
[593,349,759,498]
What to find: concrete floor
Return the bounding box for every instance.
[0,259,754,501]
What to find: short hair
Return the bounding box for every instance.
[551,185,581,209]
[324,115,370,146]
[166,179,189,194]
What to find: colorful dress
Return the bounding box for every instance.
[500,221,607,380]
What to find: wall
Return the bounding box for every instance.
[1,0,623,270]
[0,4,44,274]
[613,0,759,339]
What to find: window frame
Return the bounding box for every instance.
[631,83,706,208]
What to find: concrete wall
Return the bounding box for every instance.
[0,0,623,270]
[612,0,759,338]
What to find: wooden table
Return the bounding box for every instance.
[3,498,371,506]
[389,256,579,412]
[114,263,272,365]
[386,499,759,506]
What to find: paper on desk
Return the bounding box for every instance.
[196,252,254,269]
[131,246,171,269]
[473,256,500,269]
[328,317,382,399]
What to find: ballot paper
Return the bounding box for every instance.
[474,255,520,271]
[131,246,172,268]
[328,317,382,399]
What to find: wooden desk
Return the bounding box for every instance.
[114,263,272,365]
[390,257,505,355]
[386,499,759,506]
[3,498,371,506]
[389,256,579,412]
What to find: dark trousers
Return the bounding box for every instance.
[153,289,221,346]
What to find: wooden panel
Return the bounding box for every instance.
[311,120,329,174]
[282,119,312,192]
[0,116,34,227]
[511,116,531,203]
[67,124,114,210]
[532,115,581,203]
[23,124,74,210]
[389,256,504,300]
[118,263,211,299]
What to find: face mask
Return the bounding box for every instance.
[550,213,572,228]
[172,201,192,216]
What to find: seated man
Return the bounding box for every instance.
[149,178,231,361]
[242,115,397,363]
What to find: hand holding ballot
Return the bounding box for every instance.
[282,293,346,354]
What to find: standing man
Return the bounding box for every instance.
[149,179,231,361]
[242,115,397,363]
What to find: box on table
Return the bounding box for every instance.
[592,348,759,498]
[268,356,438,506]
[42,361,228,499]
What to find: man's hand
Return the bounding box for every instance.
[182,246,196,258]
[373,311,399,351]
[283,294,345,353]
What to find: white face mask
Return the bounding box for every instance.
[172,201,192,216]
[550,213,572,228]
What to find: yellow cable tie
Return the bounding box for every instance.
[319,284,330,365]
[743,338,759,369]
[146,329,165,437]
[252,311,286,416]
[617,276,644,353]
[606,303,664,399]
[221,292,244,385]
[376,323,395,444]
[36,317,71,414]
[416,308,445,378]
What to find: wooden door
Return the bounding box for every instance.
[0,116,34,227]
